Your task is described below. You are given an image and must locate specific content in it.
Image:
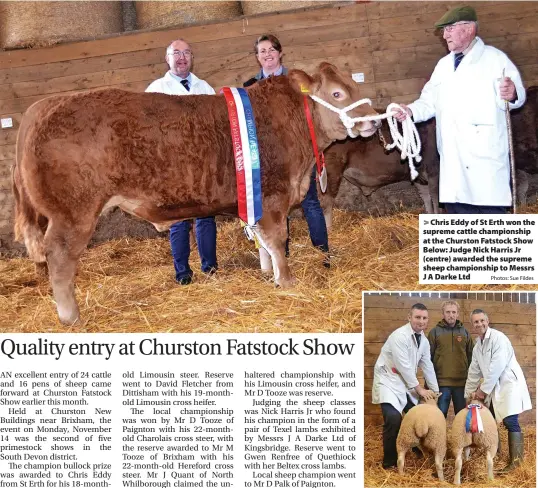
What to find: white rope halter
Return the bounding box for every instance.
[309,95,422,180]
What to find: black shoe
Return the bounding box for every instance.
[323,255,331,268]
[382,461,397,470]
[176,276,193,285]
[203,267,217,276]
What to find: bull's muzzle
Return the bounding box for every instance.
[309,95,379,138]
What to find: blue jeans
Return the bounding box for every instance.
[438,386,466,418]
[444,202,508,214]
[489,404,521,432]
[502,414,521,432]
[169,218,217,281]
[286,167,329,255]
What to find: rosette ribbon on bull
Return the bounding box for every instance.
[221,87,263,226]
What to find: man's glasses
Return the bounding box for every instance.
[168,50,192,58]
[258,48,278,56]
[442,22,473,33]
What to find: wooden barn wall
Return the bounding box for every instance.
[363,295,537,427]
[1,1,538,247]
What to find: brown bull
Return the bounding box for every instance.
[12,62,378,325]
[320,118,439,227]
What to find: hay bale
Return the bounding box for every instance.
[135,1,242,30]
[0,1,123,50]
[241,1,331,16]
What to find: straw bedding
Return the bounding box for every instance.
[1,206,537,333]
[364,424,536,487]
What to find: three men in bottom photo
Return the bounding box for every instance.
[364,292,535,486]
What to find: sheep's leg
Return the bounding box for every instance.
[434,450,444,481]
[453,448,463,485]
[464,446,471,461]
[397,449,407,475]
[486,450,494,480]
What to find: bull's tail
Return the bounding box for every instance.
[11,163,47,263]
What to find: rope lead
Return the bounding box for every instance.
[309,96,422,181]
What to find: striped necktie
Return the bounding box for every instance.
[454,52,464,71]
[181,79,190,92]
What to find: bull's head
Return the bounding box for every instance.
[289,62,380,140]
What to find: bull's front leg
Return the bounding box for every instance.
[253,209,296,288]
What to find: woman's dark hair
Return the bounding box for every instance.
[254,34,282,54]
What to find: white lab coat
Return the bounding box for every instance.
[146,71,216,96]
[372,323,439,413]
[465,327,531,422]
[409,37,526,206]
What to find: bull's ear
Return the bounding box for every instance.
[288,69,315,95]
[318,62,338,74]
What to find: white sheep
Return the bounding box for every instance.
[450,399,498,485]
[396,393,446,481]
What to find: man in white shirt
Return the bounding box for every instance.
[146,39,217,285]
[394,6,526,214]
[372,303,439,469]
[465,309,531,472]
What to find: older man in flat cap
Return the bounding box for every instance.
[395,6,526,214]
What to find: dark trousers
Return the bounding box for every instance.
[286,167,329,255]
[444,202,509,214]
[381,397,415,466]
[438,386,466,418]
[169,217,217,281]
[489,404,521,432]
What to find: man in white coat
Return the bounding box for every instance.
[372,303,440,469]
[146,39,218,285]
[465,309,532,472]
[394,6,526,214]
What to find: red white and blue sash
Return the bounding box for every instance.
[221,87,262,225]
[465,404,484,433]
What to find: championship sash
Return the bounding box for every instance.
[221,87,263,225]
[465,404,484,433]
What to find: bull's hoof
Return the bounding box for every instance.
[59,314,81,326]
[276,277,297,289]
[57,306,81,326]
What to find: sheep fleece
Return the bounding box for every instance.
[397,404,447,454]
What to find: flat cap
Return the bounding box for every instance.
[434,6,477,28]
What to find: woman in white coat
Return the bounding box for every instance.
[465,309,532,472]
[372,303,439,469]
